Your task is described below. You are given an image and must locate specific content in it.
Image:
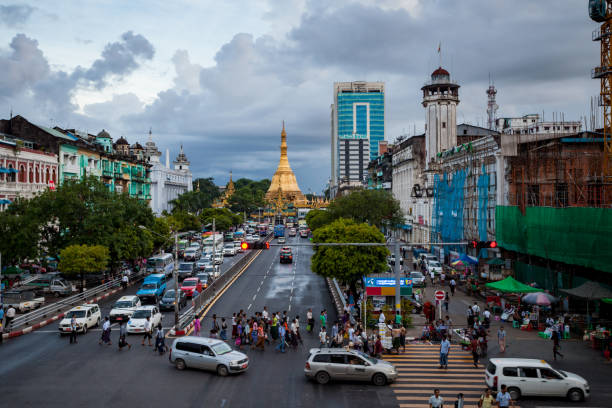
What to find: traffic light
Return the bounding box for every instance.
[240,242,249,250]
[469,240,478,249]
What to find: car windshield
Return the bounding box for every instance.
[141,283,157,289]
[558,370,568,378]
[65,310,86,318]
[183,279,197,286]
[211,342,232,355]
[185,250,196,254]
[147,259,163,267]
[429,262,441,267]
[114,301,133,308]
[355,350,377,365]
[411,272,423,278]
[179,264,193,270]
[163,290,175,299]
[131,310,151,319]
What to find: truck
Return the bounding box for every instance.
[3,288,45,312]
[25,274,74,297]
[274,224,285,238]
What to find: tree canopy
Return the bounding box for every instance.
[228,178,270,214]
[310,218,389,284]
[200,208,242,231]
[0,176,155,268]
[169,177,220,214]
[328,189,403,229]
[59,244,110,290]
[305,209,333,231]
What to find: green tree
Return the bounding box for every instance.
[0,196,45,265]
[167,211,201,232]
[305,209,333,232]
[59,244,110,291]
[310,218,389,286]
[151,217,172,252]
[200,208,242,231]
[328,189,403,229]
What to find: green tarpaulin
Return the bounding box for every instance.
[496,206,612,274]
[485,276,541,293]
[486,258,505,265]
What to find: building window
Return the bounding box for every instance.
[442,122,446,129]
[19,165,26,182]
[29,168,33,183]
[8,164,15,182]
[555,183,568,208]
[35,166,39,183]
[463,129,467,135]
[527,184,539,206]
[45,168,50,184]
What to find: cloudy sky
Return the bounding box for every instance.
[0,0,599,193]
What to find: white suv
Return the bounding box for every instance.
[58,304,101,334]
[109,295,141,323]
[485,358,589,402]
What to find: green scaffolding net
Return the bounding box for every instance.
[496,206,612,274]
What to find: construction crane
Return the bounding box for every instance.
[590,0,612,181]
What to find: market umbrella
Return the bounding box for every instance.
[485,276,541,293]
[458,254,478,264]
[521,292,558,306]
[561,282,612,319]
[450,259,465,268]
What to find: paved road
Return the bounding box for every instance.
[0,236,397,408]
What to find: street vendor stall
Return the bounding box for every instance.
[485,276,541,328]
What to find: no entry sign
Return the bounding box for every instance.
[435,290,445,300]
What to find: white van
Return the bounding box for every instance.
[485,358,589,402]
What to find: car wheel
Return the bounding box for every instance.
[53,291,60,297]
[315,371,330,385]
[96,318,100,327]
[507,387,521,401]
[217,365,229,377]
[567,388,584,402]
[175,359,186,370]
[372,373,387,386]
[82,324,88,335]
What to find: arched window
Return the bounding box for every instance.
[29,166,33,183]
[35,166,39,183]
[8,164,15,182]
[19,165,26,182]
[45,168,49,184]
[52,168,57,183]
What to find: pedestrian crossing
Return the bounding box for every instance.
[384,343,520,408]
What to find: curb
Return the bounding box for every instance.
[2,284,127,340]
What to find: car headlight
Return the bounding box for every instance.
[230,361,240,366]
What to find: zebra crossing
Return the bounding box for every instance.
[384,343,519,408]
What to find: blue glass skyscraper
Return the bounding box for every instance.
[331,82,385,192]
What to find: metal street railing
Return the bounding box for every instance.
[9,268,149,330]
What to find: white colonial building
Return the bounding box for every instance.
[144,131,192,215]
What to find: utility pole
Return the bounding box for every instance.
[394,239,401,315]
[173,231,179,332]
[212,217,216,264]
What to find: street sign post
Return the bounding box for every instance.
[434,290,445,300]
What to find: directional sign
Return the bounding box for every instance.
[364,277,412,288]
[435,290,445,300]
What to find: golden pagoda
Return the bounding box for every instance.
[265,122,306,206]
[212,171,235,208]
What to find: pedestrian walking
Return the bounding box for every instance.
[483,308,491,329]
[139,316,152,345]
[495,385,514,407]
[429,270,435,285]
[5,306,15,331]
[231,313,237,339]
[211,314,220,336]
[374,335,383,358]
[497,326,506,353]
[319,310,327,330]
[470,336,479,368]
[318,327,328,348]
[220,318,227,340]
[467,306,474,328]
[472,302,481,320]
[154,323,166,355]
[552,331,564,361]
[444,292,449,312]
[395,310,402,326]
[428,389,444,408]
[118,321,131,350]
[306,308,314,333]
[121,273,129,290]
[235,321,243,350]
[193,316,201,337]
[69,315,78,344]
[439,335,450,369]
[275,324,286,353]
[454,393,465,408]
[449,278,456,295]
[255,324,265,350]
[99,317,112,346]
[400,326,406,352]
[295,315,302,345]
[477,388,495,408]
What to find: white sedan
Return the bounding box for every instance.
[126,305,162,334]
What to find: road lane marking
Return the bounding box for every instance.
[247,303,252,310]
[252,294,256,300]
[288,305,291,311]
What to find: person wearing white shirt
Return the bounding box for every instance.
[379,311,386,324]
[472,302,481,318]
[429,389,444,408]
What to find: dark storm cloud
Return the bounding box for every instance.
[0,4,34,27]
[72,31,155,89]
[0,0,598,191]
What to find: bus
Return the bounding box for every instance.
[257,224,268,237]
[224,232,234,242]
[274,224,285,238]
[202,234,223,254]
[177,240,189,257]
[146,253,174,277]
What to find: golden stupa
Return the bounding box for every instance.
[265,123,306,206]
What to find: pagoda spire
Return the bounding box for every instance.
[265,122,306,206]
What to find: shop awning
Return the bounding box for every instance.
[486,258,505,265]
[458,253,478,264]
[0,167,8,173]
[0,199,12,204]
[560,281,612,300]
[485,276,540,293]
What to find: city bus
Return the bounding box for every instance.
[202,234,224,263]
[146,253,174,277]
